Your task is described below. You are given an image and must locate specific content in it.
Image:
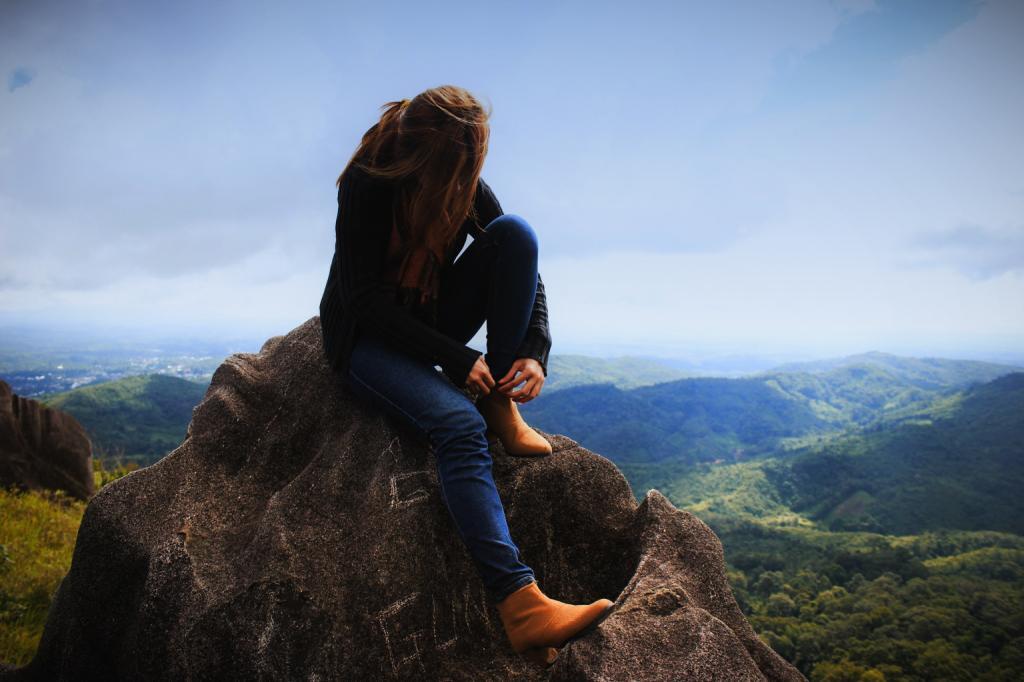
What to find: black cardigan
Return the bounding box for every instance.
[319,165,552,389]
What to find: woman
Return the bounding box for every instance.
[318,85,614,666]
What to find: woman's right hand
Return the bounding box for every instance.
[465,354,496,396]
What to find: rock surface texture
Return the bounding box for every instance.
[0,317,805,681]
[0,379,94,501]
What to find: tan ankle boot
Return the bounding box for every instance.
[475,390,553,456]
[496,580,615,666]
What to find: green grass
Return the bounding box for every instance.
[0,458,138,667]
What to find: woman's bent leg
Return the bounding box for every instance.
[437,213,539,382]
[347,333,536,601]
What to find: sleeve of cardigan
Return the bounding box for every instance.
[473,177,553,377]
[336,170,483,388]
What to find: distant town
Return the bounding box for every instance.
[3,354,220,398]
[0,327,268,398]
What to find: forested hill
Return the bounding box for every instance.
[638,371,1024,536]
[765,371,1024,535]
[521,353,1023,466]
[523,377,833,464]
[42,374,208,465]
[760,350,1020,387]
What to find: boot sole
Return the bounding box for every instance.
[503,447,553,458]
[521,646,559,666]
[561,602,616,646]
[485,428,553,457]
[513,603,616,667]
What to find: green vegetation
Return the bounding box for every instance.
[761,350,1022,390]
[2,354,1022,675]
[527,355,1022,468]
[0,457,138,667]
[626,459,817,527]
[762,364,956,426]
[708,516,1024,681]
[543,354,693,392]
[42,374,207,466]
[628,369,1024,537]
[524,377,837,464]
[611,370,1024,679]
[769,372,1024,535]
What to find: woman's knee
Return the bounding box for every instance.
[487,214,538,255]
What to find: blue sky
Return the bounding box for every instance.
[1,0,1022,361]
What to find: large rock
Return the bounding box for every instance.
[0,317,805,681]
[0,379,94,501]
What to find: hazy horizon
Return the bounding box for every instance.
[2,317,1022,372]
[2,0,1022,361]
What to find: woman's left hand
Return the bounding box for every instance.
[496,358,545,403]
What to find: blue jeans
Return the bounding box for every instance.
[346,213,540,603]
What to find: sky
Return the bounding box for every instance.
[1,0,1022,363]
